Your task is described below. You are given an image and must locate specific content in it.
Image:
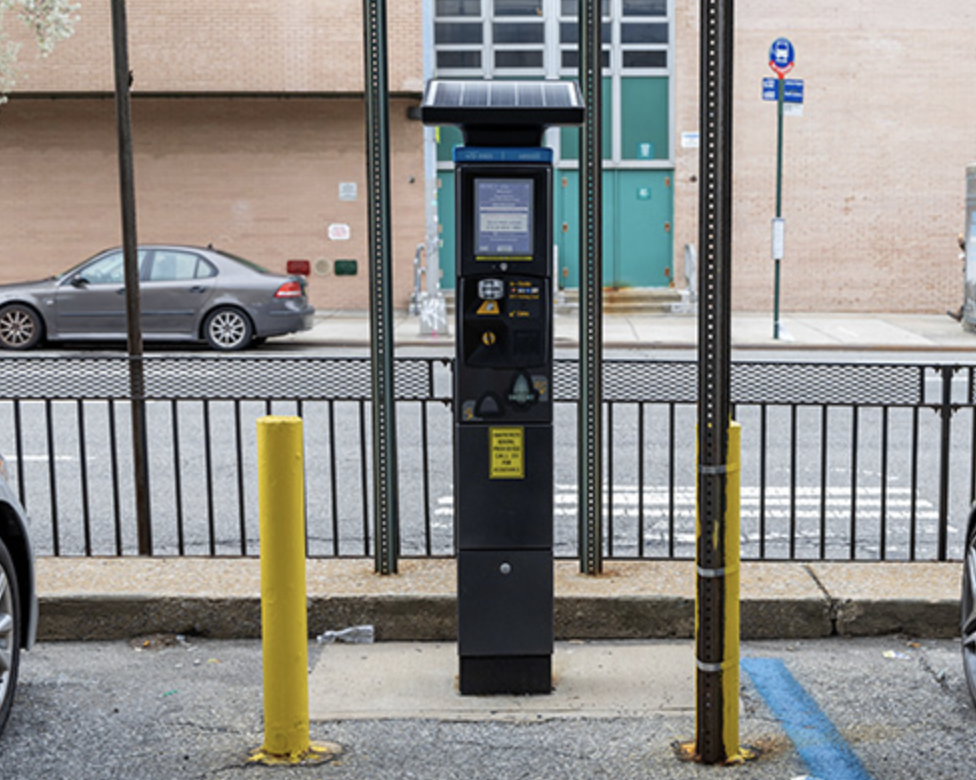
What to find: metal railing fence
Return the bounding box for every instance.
[0,355,972,562]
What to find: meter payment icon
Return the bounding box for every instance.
[478,278,505,300]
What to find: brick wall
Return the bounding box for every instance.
[7,0,423,94]
[673,1,976,312]
[0,97,427,312]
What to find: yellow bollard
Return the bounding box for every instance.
[249,416,339,766]
[719,421,742,760]
[680,421,755,765]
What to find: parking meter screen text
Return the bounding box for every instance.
[475,179,534,259]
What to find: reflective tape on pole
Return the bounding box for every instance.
[251,416,339,766]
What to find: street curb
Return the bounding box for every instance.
[34,558,962,642]
[287,336,976,353]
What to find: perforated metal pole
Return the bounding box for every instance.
[363,0,399,575]
[578,0,603,576]
[695,0,738,765]
[110,0,151,556]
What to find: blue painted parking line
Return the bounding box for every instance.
[741,658,873,780]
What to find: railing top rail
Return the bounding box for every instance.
[0,354,963,406]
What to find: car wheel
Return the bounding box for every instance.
[0,304,42,350]
[203,307,253,351]
[963,516,976,703]
[0,537,22,736]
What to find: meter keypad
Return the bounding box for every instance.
[458,274,551,424]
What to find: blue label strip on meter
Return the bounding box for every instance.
[741,658,873,780]
[454,147,554,164]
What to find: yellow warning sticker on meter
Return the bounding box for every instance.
[489,427,524,480]
[476,300,500,315]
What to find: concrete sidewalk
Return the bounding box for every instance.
[35,557,961,642]
[277,309,976,351]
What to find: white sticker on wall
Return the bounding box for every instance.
[328,224,351,241]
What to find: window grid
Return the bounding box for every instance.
[433,0,671,78]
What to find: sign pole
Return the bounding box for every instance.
[767,37,794,341]
[773,74,784,340]
[363,0,400,575]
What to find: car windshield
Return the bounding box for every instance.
[216,250,273,275]
[53,251,113,281]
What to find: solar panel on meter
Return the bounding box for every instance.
[420,79,584,145]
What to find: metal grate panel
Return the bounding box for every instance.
[732,362,923,406]
[0,356,441,401]
[0,356,936,406]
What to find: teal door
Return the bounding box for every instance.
[555,169,673,289]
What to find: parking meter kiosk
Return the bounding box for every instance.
[421,80,584,695]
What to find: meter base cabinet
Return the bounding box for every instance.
[455,425,553,695]
[458,548,553,695]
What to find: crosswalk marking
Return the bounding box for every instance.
[435,485,941,524]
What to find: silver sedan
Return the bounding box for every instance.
[0,451,37,736]
[0,245,315,351]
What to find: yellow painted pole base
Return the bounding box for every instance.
[248,740,343,767]
[673,740,759,766]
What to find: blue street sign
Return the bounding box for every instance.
[762,78,804,104]
[768,37,795,76]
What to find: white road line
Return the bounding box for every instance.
[435,485,941,523]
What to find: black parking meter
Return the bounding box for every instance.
[421,80,583,695]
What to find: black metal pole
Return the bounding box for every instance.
[938,365,954,561]
[578,0,603,576]
[110,0,151,556]
[363,0,399,575]
[695,0,735,764]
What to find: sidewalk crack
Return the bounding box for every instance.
[803,564,839,636]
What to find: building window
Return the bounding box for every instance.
[495,50,545,68]
[435,22,483,44]
[437,50,483,69]
[494,22,545,43]
[560,0,610,15]
[434,0,670,77]
[495,0,543,15]
[436,0,481,15]
[622,0,665,16]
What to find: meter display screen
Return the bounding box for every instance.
[475,179,533,260]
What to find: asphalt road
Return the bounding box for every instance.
[1,637,974,779]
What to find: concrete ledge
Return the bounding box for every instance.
[33,557,961,641]
[810,562,961,638]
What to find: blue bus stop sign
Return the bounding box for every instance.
[768,38,795,77]
[763,77,804,103]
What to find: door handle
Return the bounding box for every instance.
[189,286,206,293]
[115,287,126,295]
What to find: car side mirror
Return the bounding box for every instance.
[70,276,90,288]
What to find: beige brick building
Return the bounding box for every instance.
[1,1,974,314]
[671,1,976,313]
[0,0,426,312]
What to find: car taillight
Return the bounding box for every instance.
[274,281,303,298]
